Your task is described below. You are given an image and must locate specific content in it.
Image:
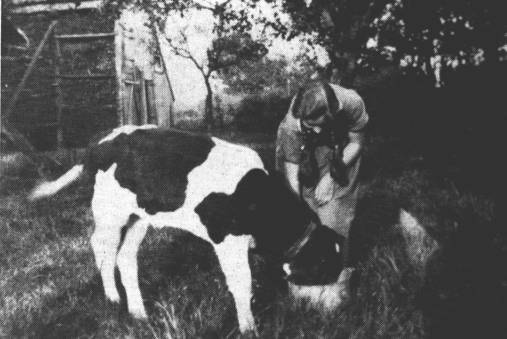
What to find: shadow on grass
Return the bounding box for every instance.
[5,227,250,338]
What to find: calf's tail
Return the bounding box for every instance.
[29,164,84,200]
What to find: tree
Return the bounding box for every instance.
[221,54,315,94]
[370,0,506,85]
[252,0,505,86]
[164,25,266,127]
[269,0,393,86]
[221,57,289,94]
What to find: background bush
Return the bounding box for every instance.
[233,91,291,132]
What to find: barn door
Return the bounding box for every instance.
[115,19,174,128]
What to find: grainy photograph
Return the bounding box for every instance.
[1,0,505,337]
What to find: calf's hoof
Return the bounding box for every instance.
[104,291,121,304]
[130,307,148,320]
[238,315,257,336]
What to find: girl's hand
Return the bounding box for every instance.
[315,172,334,205]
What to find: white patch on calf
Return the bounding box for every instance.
[283,263,292,276]
[92,164,139,221]
[214,235,255,332]
[91,164,138,304]
[289,283,344,312]
[288,268,354,312]
[148,140,265,238]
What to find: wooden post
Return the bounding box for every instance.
[4,20,58,121]
[153,25,175,127]
[145,79,157,124]
[139,71,148,125]
[53,23,65,149]
[114,21,125,126]
[123,66,141,125]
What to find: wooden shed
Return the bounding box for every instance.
[1,0,174,152]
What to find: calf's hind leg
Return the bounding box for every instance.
[117,218,149,319]
[90,213,126,303]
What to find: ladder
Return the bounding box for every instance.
[52,28,115,148]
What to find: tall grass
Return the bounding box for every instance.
[0,133,498,338]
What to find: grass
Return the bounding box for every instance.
[0,132,499,338]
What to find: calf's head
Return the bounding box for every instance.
[195,169,308,246]
[195,169,346,284]
[195,169,274,243]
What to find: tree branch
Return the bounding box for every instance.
[164,36,207,75]
[193,0,232,12]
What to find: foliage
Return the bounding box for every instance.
[371,0,507,72]
[222,57,288,93]
[247,0,506,86]
[233,91,291,132]
[208,33,267,73]
[221,55,315,94]
[259,0,394,85]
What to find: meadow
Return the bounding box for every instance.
[0,131,499,338]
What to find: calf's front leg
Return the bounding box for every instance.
[214,235,256,334]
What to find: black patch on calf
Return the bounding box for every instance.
[230,169,319,254]
[197,168,314,249]
[196,169,272,244]
[195,193,235,244]
[119,214,140,249]
[84,129,215,214]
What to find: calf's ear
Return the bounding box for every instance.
[195,193,234,244]
[233,169,272,203]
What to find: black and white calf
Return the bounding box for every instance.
[29,125,346,333]
[30,125,428,331]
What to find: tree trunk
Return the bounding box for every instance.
[203,76,214,130]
